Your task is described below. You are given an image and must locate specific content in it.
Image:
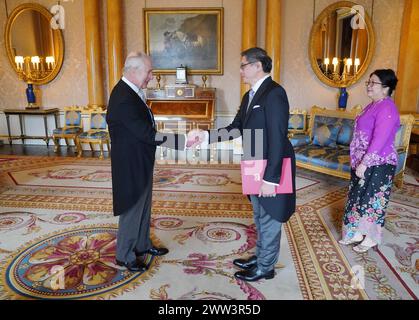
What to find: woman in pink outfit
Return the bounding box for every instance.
[340,69,400,253]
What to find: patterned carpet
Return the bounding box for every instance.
[0,156,417,300]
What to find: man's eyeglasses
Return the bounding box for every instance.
[365,80,385,87]
[240,61,256,70]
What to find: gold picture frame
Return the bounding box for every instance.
[144,8,224,75]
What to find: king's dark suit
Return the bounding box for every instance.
[106,79,185,263]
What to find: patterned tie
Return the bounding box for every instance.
[137,88,146,103]
[246,89,255,114]
[138,89,155,128]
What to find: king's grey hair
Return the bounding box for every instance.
[122,51,149,75]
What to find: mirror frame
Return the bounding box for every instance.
[4,3,64,85]
[309,1,375,88]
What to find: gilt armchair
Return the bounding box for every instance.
[288,109,310,147]
[52,106,83,154]
[77,108,110,159]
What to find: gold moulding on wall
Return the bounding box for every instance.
[85,104,107,111]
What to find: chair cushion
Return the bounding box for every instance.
[288,114,305,131]
[294,144,351,173]
[91,113,107,130]
[336,119,354,146]
[396,152,406,175]
[290,134,310,147]
[394,125,406,148]
[79,131,109,140]
[53,127,82,135]
[312,123,341,148]
[65,110,82,126]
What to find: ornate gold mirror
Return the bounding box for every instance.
[4,3,64,85]
[309,1,375,88]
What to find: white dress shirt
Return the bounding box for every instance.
[251,74,270,95]
[121,77,187,149]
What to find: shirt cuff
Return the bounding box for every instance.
[183,134,187,151]
[263,179,279,186]
[200,131,209,149]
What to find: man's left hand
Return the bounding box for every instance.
[259,182,276,197]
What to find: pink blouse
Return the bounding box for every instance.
[350,97,400,170]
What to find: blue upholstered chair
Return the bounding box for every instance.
[288,109,310,147]
[77,108,110,159]
[293,106,361,179]
[288,109,307,134]
[52,106,83,154]
[393,114,416,187]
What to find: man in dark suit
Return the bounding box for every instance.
[190,47,296,282]
[106,52,187,272]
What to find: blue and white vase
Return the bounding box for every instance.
[338,87,348,109]
[26,83,36,106]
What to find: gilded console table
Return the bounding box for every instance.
[2,108,60,147]
[146,85,216,132]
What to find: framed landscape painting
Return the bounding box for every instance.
[144,8,224,75]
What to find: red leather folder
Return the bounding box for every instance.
[240,158,293,195]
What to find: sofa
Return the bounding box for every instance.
[289,106,415,188]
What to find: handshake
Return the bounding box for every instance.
[186,129,209,149]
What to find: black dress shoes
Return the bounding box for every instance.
[233,255,257,270]
[234,267,275,282]
[135,247,169,257]
[115,259,147,272]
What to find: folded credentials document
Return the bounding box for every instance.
[240,158,293,195]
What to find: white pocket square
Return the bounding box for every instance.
[253,105,261,109]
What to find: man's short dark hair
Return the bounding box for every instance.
[241,47,272,73]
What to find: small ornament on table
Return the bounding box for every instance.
[202,75,208,88]
[156,74,161,89]
[176,65,188,84]
[26,83,39,109]
[338,87,349,110]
